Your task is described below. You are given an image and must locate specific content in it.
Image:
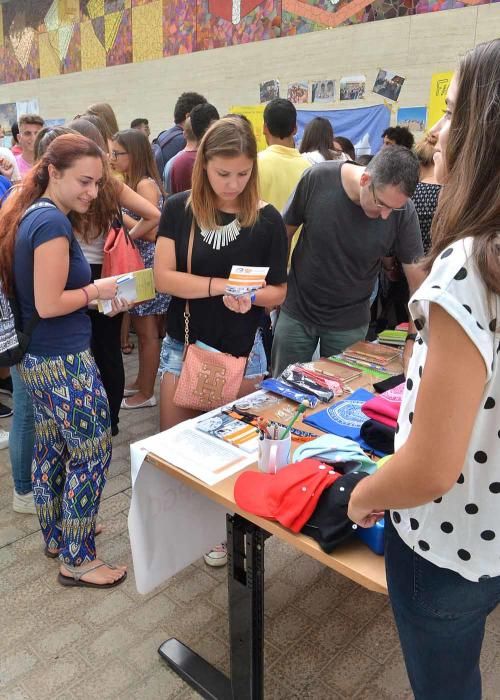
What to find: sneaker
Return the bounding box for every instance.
[203,542,227,567]
[0,428,8,450]
[0,375,13,396]
[0,401,13,418]
[13,490,37,515]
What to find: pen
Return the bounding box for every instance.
[280,400,311,440]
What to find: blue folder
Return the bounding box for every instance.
[303,388,387,456]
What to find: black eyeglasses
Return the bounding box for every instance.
[111,150,128,159]
[370,183,406,212]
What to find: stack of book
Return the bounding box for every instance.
[328,341,401,378]
[377,329,408,346]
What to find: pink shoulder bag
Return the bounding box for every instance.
[173,218,247,411]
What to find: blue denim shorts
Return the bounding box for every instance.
[159,330,268,380]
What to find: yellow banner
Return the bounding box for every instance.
[229,105,266,152]
[427,71,454,129]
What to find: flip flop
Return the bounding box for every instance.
[44,524,103,558]
[58,561,127,589]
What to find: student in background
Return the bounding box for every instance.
[258,98,310,214]
[299,116,346,165]
[15,114,45,178]
[131,118,151,139]
[348,38,500,700]
[382,126,415,150]
[111,128,169,410]
[10,121,22,156]
[413,132,441,254]
[153,92,207,175]
[170,103,219,194]
[333,135,356,161]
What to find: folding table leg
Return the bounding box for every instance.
[158,513,268,699]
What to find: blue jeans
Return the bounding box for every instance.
[159,330,268,379]
[10,366,35,495]
[385,514,500,700]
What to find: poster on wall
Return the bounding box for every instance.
[372,69,405,102]
[259,80,279,103]
[427,71,453,129]
[287,82,309,104]
[311,80,335,103]
[0,103,17,135]
[229,105,266,151]
[16,99,40,120]
[339,76,365,101]
[397,107,427,134]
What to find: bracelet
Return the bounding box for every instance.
[405,333,417,343]
[82,287,90,306]
[208,277,213,297]
[250,292,257,304]
[91,282,100,299]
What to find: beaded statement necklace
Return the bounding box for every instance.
[199,219,241,251]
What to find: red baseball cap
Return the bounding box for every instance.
[234,459,341,533]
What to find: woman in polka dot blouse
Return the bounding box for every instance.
[348,39,500,700]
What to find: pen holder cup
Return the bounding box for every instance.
[258,434,292,474]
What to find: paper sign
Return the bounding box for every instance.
[229,105,266,151]
[427,71,453,129]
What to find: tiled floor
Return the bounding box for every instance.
[2,351,500,699]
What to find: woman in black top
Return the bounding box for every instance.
[154,117,288,430]
[413,132,442,254]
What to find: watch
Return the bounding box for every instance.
[405,333,417,342]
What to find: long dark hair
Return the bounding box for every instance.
[113,128,164,195]
[424,39,500,294]
[0,134,107,292]
[299,117,337,161]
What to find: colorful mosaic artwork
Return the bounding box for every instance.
[0,0,494,85]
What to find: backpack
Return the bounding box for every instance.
[0,201,57,367]
[152,128,182,175]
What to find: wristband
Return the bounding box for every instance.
[82,287,90,306]
[92,282,100,299]
[405,333,417,343]
[208,277,213,297]
[250,292,257,304]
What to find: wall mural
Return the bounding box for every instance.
[0,0,493,85]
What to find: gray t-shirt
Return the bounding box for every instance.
[283,161,423,330]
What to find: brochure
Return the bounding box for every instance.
[225,265,269,297]
[98,268,155,314]
[196,413,260,453]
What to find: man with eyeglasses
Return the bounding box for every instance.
[272,145,425,376]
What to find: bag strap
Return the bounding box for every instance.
[116,208,139,249]
[183,215,196,347]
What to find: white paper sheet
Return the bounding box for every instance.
[128,437,227,594]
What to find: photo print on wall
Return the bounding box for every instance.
[260,79,280,102]
[287,82,309,104]
[311,80,335,103]
[339,76,365,101]
[373,69,405,102]
[397,107,427,134]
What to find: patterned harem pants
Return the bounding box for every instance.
[18,349,112,566]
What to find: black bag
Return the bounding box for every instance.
[0,201,56,367]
